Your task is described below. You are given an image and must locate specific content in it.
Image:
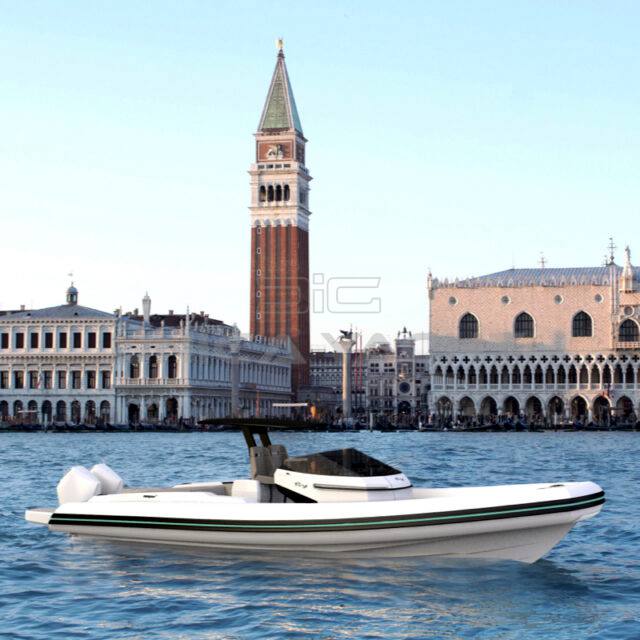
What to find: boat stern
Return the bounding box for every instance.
[25,508,55,526]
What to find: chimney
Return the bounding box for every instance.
[20,304,25,311]
[168,309,174,316]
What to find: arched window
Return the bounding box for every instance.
[71,401,81,424]
[166,397,178,420]
[579,365,589,384]
[129,355,140,379]
[626,364,635,385]
[85,400,96,424]
[534,365,543,384]
[259,186,266,202]
[545,366,554,384]
[619,319,639,342]
[445,366,454,385]
[41,400,52,422]
[55,400,66,422]
[514,312,534,338]
[148,355,158,379]
[267,185,274,202]
[168,355,177,379]
[572,311,593,337]
[275,184,282,201]
[147,403,158,421]
[459,313,478,339]
[284,184,290,201]
[614,364,623,384]
[100,400,111,423]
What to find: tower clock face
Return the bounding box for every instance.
[398,381,411,394]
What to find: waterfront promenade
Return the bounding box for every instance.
[2,417,638,433]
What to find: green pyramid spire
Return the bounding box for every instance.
[258,49,303,134]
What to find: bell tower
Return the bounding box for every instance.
[249,42,311,391]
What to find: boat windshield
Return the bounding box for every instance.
[280,448,401,478]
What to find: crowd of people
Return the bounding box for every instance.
[432,411,639,430]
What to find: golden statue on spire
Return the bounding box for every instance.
[276,37,284,52]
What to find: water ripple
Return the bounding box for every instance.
[1,431,639,639]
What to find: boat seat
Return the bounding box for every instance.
[249,445,288,485]
[171,482,228,495]
[94,491,249,504]
[122,485,226,494]
[231,479,265,503]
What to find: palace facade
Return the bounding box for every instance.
[0,286,292,426]
[428,248,640,425]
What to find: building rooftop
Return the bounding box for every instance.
[3,304,115,320]
[258,47,303,134]
[434,265,640,289]
[0,282,116,320]
[123,312,229,329]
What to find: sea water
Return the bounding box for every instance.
[1,431,639,639]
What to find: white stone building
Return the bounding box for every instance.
[366,329,429,418]
[308,328,429,419]
[0,285,117,425]
[308,349,365,414]
[428,248,640,426]
[117,295,292,423]
[0,286,292,426]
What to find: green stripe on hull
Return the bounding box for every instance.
[51,496,603,531]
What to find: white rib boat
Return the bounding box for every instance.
[25,425,605,563]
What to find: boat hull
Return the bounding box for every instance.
[47,512,590,563]
[36,484,604,563]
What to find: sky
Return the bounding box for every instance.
[1,1,639,354]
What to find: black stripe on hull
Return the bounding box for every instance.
[49,491,605,534]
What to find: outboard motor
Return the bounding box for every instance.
[57,466,102,505]
[56,463,125,505]
[90,463,124,495]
